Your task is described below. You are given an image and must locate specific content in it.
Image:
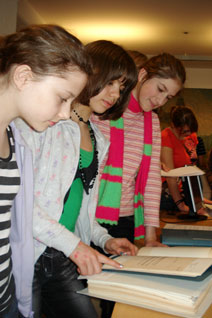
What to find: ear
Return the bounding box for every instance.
[137,68,147,83]
[13,65,33,90]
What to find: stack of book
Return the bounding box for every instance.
[162,224,212,247]
[80,246,212,318]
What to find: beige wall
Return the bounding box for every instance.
[0,0,18,35]
[185,68,212,89]
[17,0,44,30]
[1,0,212,89]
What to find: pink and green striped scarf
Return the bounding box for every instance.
[96,94,153,240]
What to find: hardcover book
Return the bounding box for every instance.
[162,224,212,247]
[80,246,212,318]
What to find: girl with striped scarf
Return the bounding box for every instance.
[92,52,186,318]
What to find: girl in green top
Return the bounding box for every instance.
[31,40,139,318]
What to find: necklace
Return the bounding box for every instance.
[78,124,99,194]
[72,109,89,125]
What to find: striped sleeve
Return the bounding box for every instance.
[0,126,20,315]
[143,113,161,227]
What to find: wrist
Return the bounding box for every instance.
[145,226,156,242]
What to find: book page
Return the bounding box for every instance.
[103,255,212,277]
[161,166,204,177]
[137,246,212,259]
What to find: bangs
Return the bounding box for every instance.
[91,55,137,98]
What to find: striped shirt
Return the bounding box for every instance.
[92,107,161,228]
[0,126,20,315]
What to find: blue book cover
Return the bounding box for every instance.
[162,227,212,247]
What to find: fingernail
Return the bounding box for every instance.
[119,264,124,268]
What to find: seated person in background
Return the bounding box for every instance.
[160,105,199,213]
[206,149,212,192]
[196,136,212,200]
[196,136,207,170]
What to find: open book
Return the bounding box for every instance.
[103,246,212,277]
[80,247,212,318]
[161,165,205,177]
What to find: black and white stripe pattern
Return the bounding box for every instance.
[0,126,20,315]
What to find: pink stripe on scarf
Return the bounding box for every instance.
[144,122,152,144]
[101,174,122,183]
[134,200,144,208]
[134,225,145,237]
[108,126,124,167]
[96,206,120,221]
[128,93,141,113]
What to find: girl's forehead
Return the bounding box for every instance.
[110,75,126,83]
[119,75,126,83]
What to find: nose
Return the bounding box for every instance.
[157,94,168,107]
[110,83,120,100]
[58,102,71,120]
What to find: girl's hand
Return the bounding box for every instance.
[161,162,170,172]
[105,238,138,256]
[69,241,123,276]
[178,202,190,212]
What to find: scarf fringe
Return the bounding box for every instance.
[96,218,118,225]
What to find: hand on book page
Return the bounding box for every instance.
[104,237,138,256]
[161,165,204,177]
[69,241,123,276]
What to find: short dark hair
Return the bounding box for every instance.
[79,40,138,120]
[170,106,198,133]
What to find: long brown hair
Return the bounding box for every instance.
[142,53,186,85]
[0,24,92,83]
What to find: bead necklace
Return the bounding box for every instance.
[72,109,89,125]
[78,123,99,194]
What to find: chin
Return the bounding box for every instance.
[95,108,107,114]
[142,106,151,112]
[32,124,48,132]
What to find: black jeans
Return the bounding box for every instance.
[91,216,135,318]
[32,247,98,318]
